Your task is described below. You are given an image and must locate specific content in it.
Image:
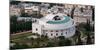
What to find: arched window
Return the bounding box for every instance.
[51,33,53,36]
[56,30,58,32]
[56,33,58,36]
[61,33,63,35]
[66,32,67,35]
[36,28,38,31]
[51,30,53,32]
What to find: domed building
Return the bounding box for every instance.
[32,13,76,38]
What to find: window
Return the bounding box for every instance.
[51,30,53,32]
[72,21,74,25]
[36,28,38,31]
[56,30,58,32]
[61,33,63,35]
[56,33,58,36]
[51,33,53,36]
[66,32,67,35]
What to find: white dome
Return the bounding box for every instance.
[38,13,75,30]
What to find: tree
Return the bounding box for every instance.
[58,38,72,46]
[46,41,55,47]
[11,43,30,49]
[65,39,72,46]
[58,36,72,46]
[10,16,18,34]
[70,6,75,19]
[58,36,65,40]
[85,19,91,32]
[86,33,92,44]
[10,16,17,23]
[80,7,84,12]
[35,37,41,47]
[91,6,95,21]
[29,38,35,46]
[76,34,83,45]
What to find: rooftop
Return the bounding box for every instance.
[47,16,70,24]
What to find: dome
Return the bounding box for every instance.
[44,13,71,24]
[38,13,74,30]
[47,16,70,24]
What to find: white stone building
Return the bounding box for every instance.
[32,13,76,38]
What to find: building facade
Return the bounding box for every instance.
[32,13,76,38]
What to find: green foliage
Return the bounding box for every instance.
[86,33,93,44]
[11,43,30,49]
[58,36,65,40]
[76,35,83,45]
[10,21,32,34]
[46,41,55,47]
